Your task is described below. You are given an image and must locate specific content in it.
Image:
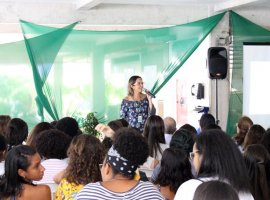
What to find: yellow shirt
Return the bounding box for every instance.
[54,178,84,200]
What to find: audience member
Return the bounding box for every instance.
[198,113,215,133]
[151,128,195,182]
[244,144,270,200]
[163,117,176,144]
[76,127,164,199]
[26,122,54,149]
[179,124,197,140]
[193,180,239,200]
[0,145,51,200]
[261,129,270,154]
[55,117,80,138]
[0,134,7,175]
[0,115,11,135]
[154,148,193,200]
[175,129,253,200]
[243,124,265,151]
[35,129,71,188]
[143,115,167,161]
[233,116,253,150]
[55,134,105,200]
[5,118,28,150]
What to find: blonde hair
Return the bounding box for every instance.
[127,75,142,96]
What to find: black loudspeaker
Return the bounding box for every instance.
[208,47,228,79]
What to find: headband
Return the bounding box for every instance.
[107,145,137,177]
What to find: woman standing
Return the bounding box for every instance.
[120,75,155,133]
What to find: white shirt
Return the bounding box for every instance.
[174,177,254,200]
[0,161,4,176]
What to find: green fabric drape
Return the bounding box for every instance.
[226,11,270,135]
[0,13,224,127]
[21,21,78,121]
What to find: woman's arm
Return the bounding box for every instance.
[120,99,128,120]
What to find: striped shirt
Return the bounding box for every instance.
[75,181,164,200]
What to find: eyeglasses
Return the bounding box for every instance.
[189,150,200,160]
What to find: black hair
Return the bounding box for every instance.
[179,124,197,140]
[143,115,165,158]
[154,148,193,194]
[0,134,7,161]
[112,127,149,177]
[199,114,215,132]
[35,129,71,159]
[193,180,239,200]
[196,129,250,192]
[261,130,270,154]
[170,128,194,155]
[55,117,80,138]
[5,118,28,147]
[0,145,36,198]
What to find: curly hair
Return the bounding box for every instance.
[35,129,71,159]
[154,148,193,194]
[65,134,105,185]
[26,122,54,149]
[114,127,149,167]
[55,117,80,138]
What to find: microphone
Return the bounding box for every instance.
[143,88,156,98]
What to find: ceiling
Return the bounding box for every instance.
[0,0,269,34]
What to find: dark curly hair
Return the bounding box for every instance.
[35,129,71,159]
[5,118,28,147]
[154,148,193,194]
[65,134,105,185]
[55,117,80,138]
[113,127,149,172]
[26,122,54,149]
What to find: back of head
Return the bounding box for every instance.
[262,129,270,154]
[196,129,250,192]
[35,129,71,159]
[244,144,270,163]
[108,119,128,132]
[234,116,253,146]
[66,134,105,185]
[199,114,215,132]
[243,124,265,150]
[110,127,149,178]
[143,115,165,157]
[0,115,11,135]
[55,117,79,138]
[179,124,197,139]
[170,128,194,155]
[1,145,36,198]
[163,117,176,135]
[5,118,28,147]
[193,181,239,200]
[0,134,7,161]
[155,148,193,194]
[27,122,54,149]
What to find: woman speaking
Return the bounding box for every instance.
[120,75,155,133]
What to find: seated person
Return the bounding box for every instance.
[0,145,51,200]
[76,127,164,200]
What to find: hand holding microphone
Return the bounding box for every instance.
[143,88,156,98]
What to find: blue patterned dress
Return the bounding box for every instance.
[120,97,149,133]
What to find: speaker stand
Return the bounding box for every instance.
[215,79,219,125]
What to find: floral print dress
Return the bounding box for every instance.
[120,97,149,133]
